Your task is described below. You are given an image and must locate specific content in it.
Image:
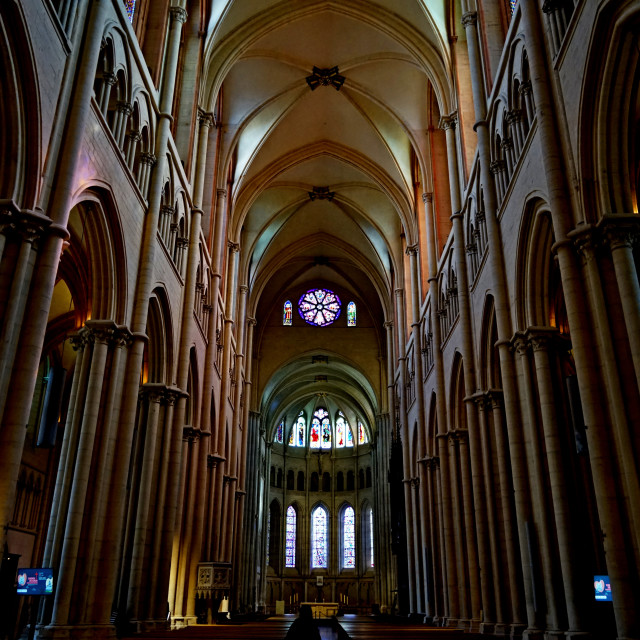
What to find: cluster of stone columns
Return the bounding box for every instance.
[395,2,640,639]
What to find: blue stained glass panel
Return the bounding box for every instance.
[344,506,355,568]
[286,506,296,567]
[347,301,356,327]
[276,421,283,443]
[312,507,327,568]
[283,300,293,326]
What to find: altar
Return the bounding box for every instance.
[301,602,339,618]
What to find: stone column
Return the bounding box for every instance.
[127,385,165,620]
[442,112,490,630]
[600,217,640,394]
[50,324,112,626]
[512,332,561,637]
[406,244,431,616]
[474,393,506,633]
[528,328,591,638]
[98,4,189,629]
[487,390,523,634]
[461,10,534,633]
[422,192,457,623]
[446,431,468,625]
[395,287,417,614]
[0,0,108,556]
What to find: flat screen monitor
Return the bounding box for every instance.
[16,568,54,596]
[594,575,612,602]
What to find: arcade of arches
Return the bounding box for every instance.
[1,1,640,639]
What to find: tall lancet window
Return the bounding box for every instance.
[311,505,328,568]
[343,506,356,568]
[285,505,297,567]
[358,421,368,444]
[283,300,293,326]
[347,301,356,326]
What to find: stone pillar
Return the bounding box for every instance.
[422,192,457,623]
[50,324,112,626]
[0,0,108,556]
[461,10,533,634]
[395,287,417,614]
[600,217,640,394]
[127,386,165,620]
[406,244,430,616]
[98,4,189,630]
[528,328,592,638]
[512,332,561,637]
[441,111,490,630]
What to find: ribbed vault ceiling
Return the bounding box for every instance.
[202,0,452,436]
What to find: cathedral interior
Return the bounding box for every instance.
[1,0,640,639]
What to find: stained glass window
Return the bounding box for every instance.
[346,423,354,447]
[336,414,346,448]
[283,300,292,326]
[510,0,518,14]
[358,421,368,445]
[369,509,374,567]
[275,421,283,443]
[321,417,331,448]
[286,506,296,567]
[298,288,341,326]
[347,301,356,327]
[289,413,305,446]
[266,509,271,566]
[311,506,328,568]
[123,0,135,21]
[343,506,355,568]
[310,417,321,448]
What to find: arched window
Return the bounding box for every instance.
[322,472,331,492]
[336,413,346,447]
[311,505,328,568]
[275,420,283,443]
[297,471,305,491]
[283,300,292,326]
[290,412,305,447]
[347,301,356,326]
[287,470,294,490]
[342,505,356,568]
[285,506,297,568]
[337,471,344,491]
[310,415,321,448]
[358,421,368,444]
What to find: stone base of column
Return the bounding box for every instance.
[563,633,592,639]
[523,628,544,640]
[138,618,170,632]
[544,630,566,640]
[480,621,496,634]
[171,615,197,629]
[37,624,116,640]
[468,617,482,632]
[510,623,526,638]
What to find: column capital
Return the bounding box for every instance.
[490,159,506,174]
[169,6,188,24]
[439,112,458,131]
[461,11,477,27]
[511,330,530,356]
[526,326,559,352]
[567,224,598,260]
[116,101,133,116]
[598,214,640,251]
[405,244,419,256]
[422,192,433,204]
[217,188,227,200]
[140,151,157,167]
[383,320,393,329]
[239,284,249,295]
[248,317,257,327]
[228,241,240,253]
[197,108,214,128]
